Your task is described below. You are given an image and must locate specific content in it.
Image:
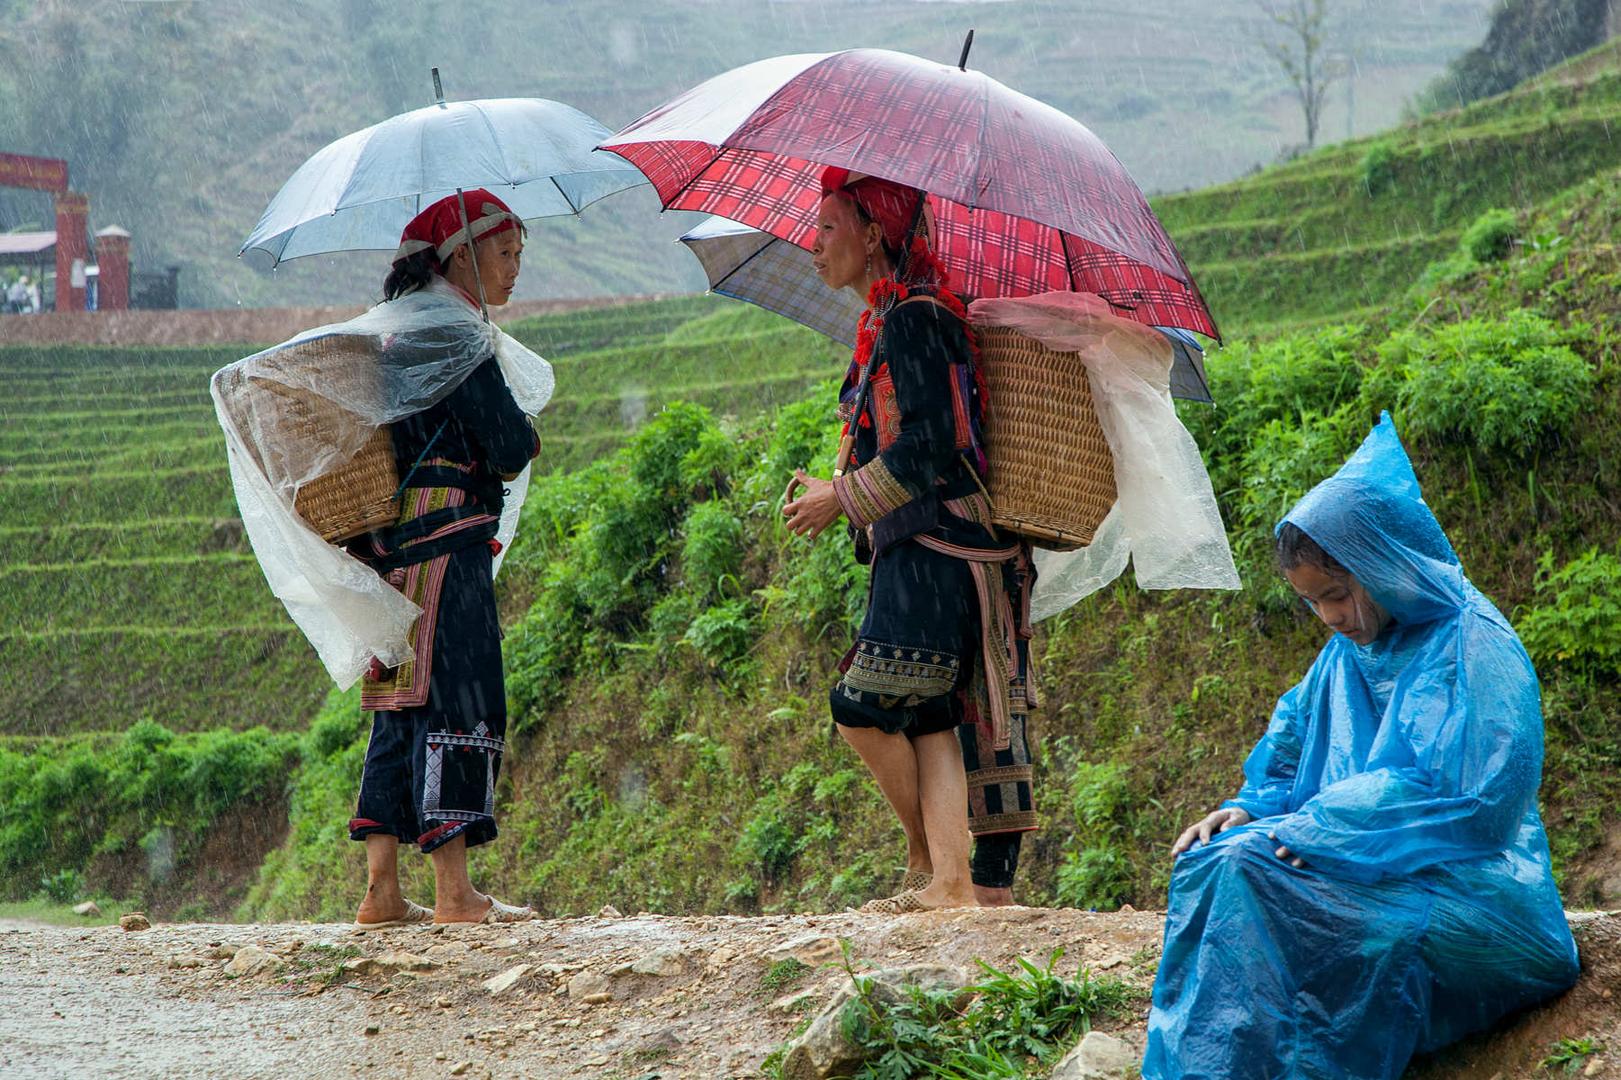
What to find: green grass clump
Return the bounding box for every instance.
[1519,548,1621,682]
[828,949,1136,1080]
[1540,1036,1602,1074]
[1372,310,1594,458]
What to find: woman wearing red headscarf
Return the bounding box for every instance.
[784,170,1037,912]
[347,191,542,927]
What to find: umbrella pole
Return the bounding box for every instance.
[431,71,490,323]
[453,187,492,323]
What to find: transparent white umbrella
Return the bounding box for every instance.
[241,71,646,270]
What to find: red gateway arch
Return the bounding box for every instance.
[0,151,129,312]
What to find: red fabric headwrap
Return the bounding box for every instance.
[393,189,524,266]
[820,166,928,252]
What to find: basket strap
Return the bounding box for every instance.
[364,507,499,573]
[393,419,452,502]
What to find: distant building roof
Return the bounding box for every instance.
[95,225,131,239]
[0,231,55,256]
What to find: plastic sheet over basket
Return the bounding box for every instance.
[210,277,554,688]
[967,292,1238,620]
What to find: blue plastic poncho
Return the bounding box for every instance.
[1143,414,1578,1079]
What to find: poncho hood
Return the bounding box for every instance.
[1280,412,1472,630]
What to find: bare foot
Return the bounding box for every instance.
[354,884,406,925]
[973,885,1015,907]
[432,893,493,925]
[433,892,535,924]
[913,880,979,910]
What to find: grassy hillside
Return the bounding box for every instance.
[239,67,1621,923]
[0,0,1492,309]
[236,162,1621,923]
[1153,59,1621,334]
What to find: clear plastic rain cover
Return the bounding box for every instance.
[210,277,554,688]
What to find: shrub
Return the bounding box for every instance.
[736,797,802,881]
[680,500,744,602]
[776,533,865,640]
[1375,311,1593,457]
[1519,548,1621,681]
[684,598,756,668]
[1185,324,1369,496]
[1358,140,1398,197]
[1462,207,1518,263]
[1055,843,1135,911]
[679,425,744,498]
[37,868,85,904]
[1054,762,1139,910]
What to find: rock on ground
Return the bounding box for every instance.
[1053,1030,1140,1079]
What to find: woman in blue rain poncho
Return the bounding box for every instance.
[1144,414,1579,1079]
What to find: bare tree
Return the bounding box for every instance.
[1261,0,1345,149]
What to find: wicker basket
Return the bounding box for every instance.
[974,323,1117,551]
[283,335,399,543]
[217,332,401,544]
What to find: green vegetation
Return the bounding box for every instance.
[1519,548,1621,682]
[1540,1036,1603,1074]
[0,722,297,905]
[10,7,1621,930]
[775,948,1136,1080]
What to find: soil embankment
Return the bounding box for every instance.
[0,295,668,348]
[2,909,1614,1079]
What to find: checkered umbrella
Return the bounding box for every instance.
[679,215,1213,402]
[603,47,1219,341]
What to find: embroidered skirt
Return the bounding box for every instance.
[831,541,978,737]
[349,543,507,854]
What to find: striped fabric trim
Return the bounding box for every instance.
[832,455,913,527]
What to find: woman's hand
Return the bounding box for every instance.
[1269,833,1307,869]
[782,470,843,539]
[1171,807,1252,857]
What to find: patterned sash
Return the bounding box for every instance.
[360,460,499,710]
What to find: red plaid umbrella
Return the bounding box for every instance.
[604,47,1219,340]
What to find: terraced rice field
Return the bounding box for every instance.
[1151,62,1621,335]
[0,297,843,735]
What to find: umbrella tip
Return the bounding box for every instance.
[958,29,975,71]
[432,67,445,107]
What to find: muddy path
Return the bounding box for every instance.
[0,909,1614,1080]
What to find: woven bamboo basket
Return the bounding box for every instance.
[283,335,399,543]
[217,333,400,544]
[974,323,1117,551]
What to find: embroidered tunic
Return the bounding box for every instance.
[830,298,1038,836]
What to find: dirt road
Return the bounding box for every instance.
[0,909,1613,1080]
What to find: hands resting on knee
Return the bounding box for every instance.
[1170,806,1307,868]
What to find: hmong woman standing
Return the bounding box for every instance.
[783,168,1038,912]
[347,190,542,927]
